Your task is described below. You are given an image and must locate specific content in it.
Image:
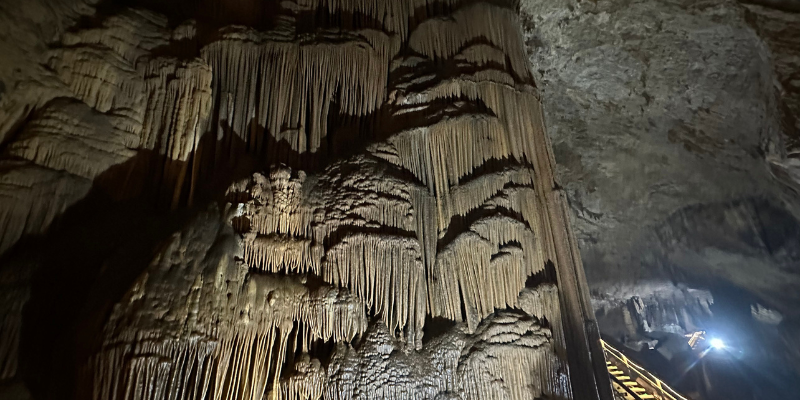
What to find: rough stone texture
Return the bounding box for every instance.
[3,0,797,397]
[744,3,800,196]
[0,1,611,399]
[746,4,800,140]
[520,0,800,380]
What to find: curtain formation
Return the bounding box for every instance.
[0,0,610,399]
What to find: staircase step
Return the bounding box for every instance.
[603,340,689,400]
[612,384,631,396]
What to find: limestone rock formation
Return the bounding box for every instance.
[519,0,800,391]
[0,1,611,399]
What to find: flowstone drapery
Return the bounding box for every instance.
[0,1,611,399]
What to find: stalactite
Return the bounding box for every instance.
[429,215,543,331]
[138,58,213,161]
[201,26,395,154]
[49,9,172,116]
[243,234,321,275]
[230,161,428,344]
[457,311,562,400]
[0,0,604,397]
[295,0,462,38]
[59,9,172,65]
[385,115,511,193]
[87,211,368,400]
[440,168,536,236]
[395,81,546,167]
[91,278,366,400]
[229,169,315,239]
[323,311,562,400]
[4,101,139,178]
[410,188,438,313]
[277,355,326,400]
[323,321,464,400]
[310,158,418,242]
[0,162,92,255]
[518,284,566,357]
[0,10,215,252]
[0,274,27,380]
[439,82,551,177]
[456,44,509,69]
[408,3,532,81]
[485,187,548,276]
[517,284,573,398]
[0,99,138,254]
[323,233,426,342]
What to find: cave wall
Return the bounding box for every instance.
[4,0,798,397]
[0,1,612,399]
[519,0,800,383]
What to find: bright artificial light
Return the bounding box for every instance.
[710,338,725,349]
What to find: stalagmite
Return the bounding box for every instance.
[518,284,567,357]
[278,355,326,400]
[88,211,368,400]
[457,311,567,400]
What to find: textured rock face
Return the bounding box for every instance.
[4,0,797,397]
[520,0,800,382]
[0,1,611,400]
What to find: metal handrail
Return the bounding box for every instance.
[608,369,647,400]
[601,340,691,400]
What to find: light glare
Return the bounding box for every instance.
[710,338,725,349]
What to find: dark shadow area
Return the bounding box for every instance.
[525,261,559,288]
[283,322,338,373]
[701,283,800,399]
[4,130,262,400]
[86,0,284,31]
[421,316,458,345]
[655,196,800,309]
[601,281,800,400]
